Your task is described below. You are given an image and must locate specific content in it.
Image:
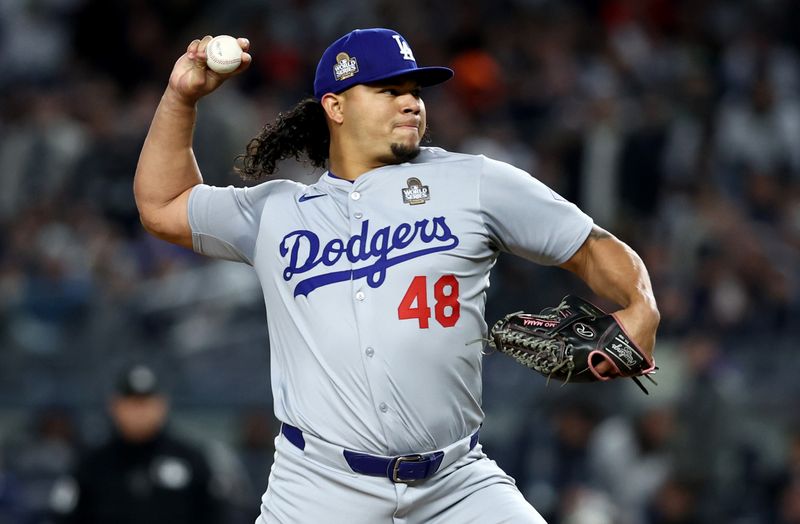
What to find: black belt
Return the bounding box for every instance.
[281,423,480,483]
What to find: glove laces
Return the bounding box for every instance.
[498,330,577,385]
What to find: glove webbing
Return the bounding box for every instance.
[491,329,577,384]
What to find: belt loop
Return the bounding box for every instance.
[281,423,306,450]
[470,427,480,450]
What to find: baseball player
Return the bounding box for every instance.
[134,28,659,523]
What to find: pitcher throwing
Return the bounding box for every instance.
[134,28,659,523]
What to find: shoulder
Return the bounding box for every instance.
[190,178,309,212]
[406,148,489,188]
[415,147,526,177]
[414,147,486,166]
[237,178,308,200]
[194,178,308,196]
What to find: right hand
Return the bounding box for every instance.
[167,35,252,106]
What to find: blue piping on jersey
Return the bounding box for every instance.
[327,171,354,183]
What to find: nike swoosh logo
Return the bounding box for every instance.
[298,194,327,202]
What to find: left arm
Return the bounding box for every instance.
[559,225,660,362]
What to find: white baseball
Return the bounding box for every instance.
[206,35,242,74]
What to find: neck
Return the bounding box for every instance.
[328,137,385,181]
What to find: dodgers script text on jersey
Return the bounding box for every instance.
[280,217,459,296]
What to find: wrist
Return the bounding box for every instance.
[626,298,660,327]
[162,87,199,113]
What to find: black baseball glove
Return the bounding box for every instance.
[487,295,657,393]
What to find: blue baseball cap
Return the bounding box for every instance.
[313,28,454,99]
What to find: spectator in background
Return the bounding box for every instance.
[714,75,800,198]
[646,476,702,524]
[588,402,679,524]
[518,395,608,522]
[6,406,79,523]
[49,363,225,524]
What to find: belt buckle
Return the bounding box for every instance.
[391,454,424,483]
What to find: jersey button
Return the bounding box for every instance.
[355,291,366,301]
[354,212,363,220]
[365,347,374,357]
[379,402,388,413]
[350,191,361,201]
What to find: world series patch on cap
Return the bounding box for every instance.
[313,28,454,99]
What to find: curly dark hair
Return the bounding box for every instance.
[235,98,329,180]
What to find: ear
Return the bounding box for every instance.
[320,93,344,125]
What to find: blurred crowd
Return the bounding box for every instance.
[2,0,800,522]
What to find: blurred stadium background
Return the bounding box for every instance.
[1,0,800,522]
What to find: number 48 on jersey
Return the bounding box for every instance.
[397,275,460,328]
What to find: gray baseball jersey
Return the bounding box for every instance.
[188,147,592,456]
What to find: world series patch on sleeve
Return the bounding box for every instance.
[486,295,658,394]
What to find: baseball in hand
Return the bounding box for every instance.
[206,35,242,74]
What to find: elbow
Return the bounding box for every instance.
[138,212,158,236]
[638,280,660,322]
[636,294,661,329]
[136,204,193,249]
[137,209,163,238]
[136,206,171,241]
[649,301,661,326]
[133,186,154,234]
[133,184,194,249]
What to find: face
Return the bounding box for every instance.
[110,395,168,443]
[333,78,427,165]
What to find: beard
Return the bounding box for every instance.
[381,128,431,164]
[386,142,421,163]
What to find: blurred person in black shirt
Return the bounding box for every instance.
[49,363,224,524]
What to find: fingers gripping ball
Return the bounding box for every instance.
[487,295,658,394]
[206,35,242,74]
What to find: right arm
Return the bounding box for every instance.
[133,36,251,248]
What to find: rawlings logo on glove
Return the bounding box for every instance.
[486,295,657,394]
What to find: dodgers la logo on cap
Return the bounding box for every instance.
[314,28,453,99]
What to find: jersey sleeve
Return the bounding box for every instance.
[478,155,593,265]
[188,182,277,265]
